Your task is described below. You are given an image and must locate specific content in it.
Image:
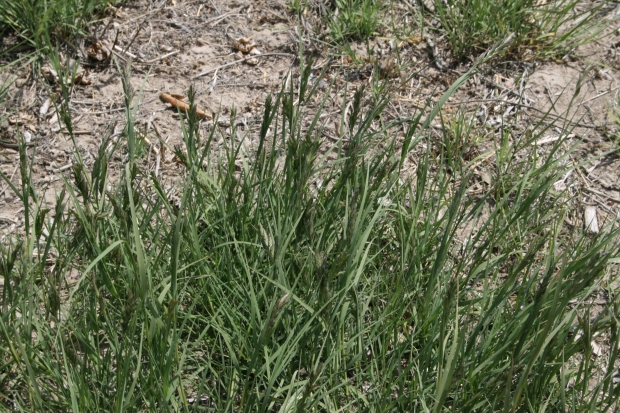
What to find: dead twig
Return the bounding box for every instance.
[200,8,243,26]
[117,18,145,58]
[577,86,620,107]
[193,53,296,80]
[113,45,137,59]
[0,140,35,149]
[140,50,180,64]
[160,92,212,119]
[585,187,620,204]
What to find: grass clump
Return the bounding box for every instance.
[428,0,604,62]
[0,0,113,54]
[328,0,382,41]
[0,59,619,411]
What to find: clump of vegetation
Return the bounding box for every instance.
[0,0,114,53]
[0,56,618,411]
[429,0,604,62]
[0,0,618,410]
[328,0,382,41]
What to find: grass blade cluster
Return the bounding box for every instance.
[0,59,618,412]
[0,0,112,55]
[430,0,605,62]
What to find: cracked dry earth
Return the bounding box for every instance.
[0,0,619,243]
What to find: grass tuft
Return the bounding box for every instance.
[328,0,382,41]
[0,55,618,411]
[0,0,113,55]
[429,0,605,62]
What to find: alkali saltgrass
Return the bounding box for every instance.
[0,46,618,411]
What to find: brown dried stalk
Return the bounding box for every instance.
[159,92,212,119]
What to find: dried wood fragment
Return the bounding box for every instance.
[159,92,212,119]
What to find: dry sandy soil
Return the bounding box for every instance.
[0,0,619,239]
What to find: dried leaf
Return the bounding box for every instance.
[421,0,435,13]
[379,58,397,79]
[478,169,492,185]
[39,98,51,116]
[231,37,257,53]
[107,3,128,18]
[584,206,599,234]
[73,70,92,86]
[87,40,111,62]
[9,113,36,125]
[40,66,59,84]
